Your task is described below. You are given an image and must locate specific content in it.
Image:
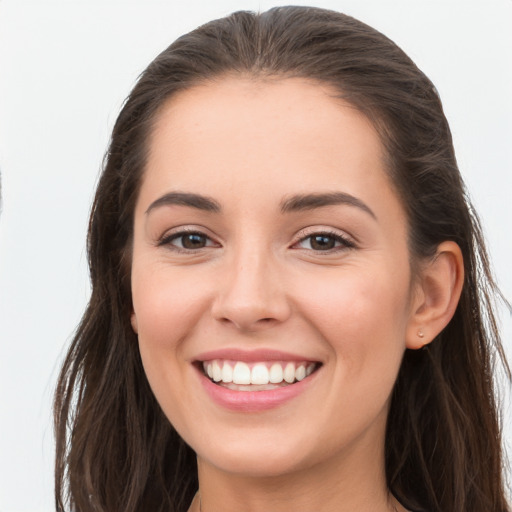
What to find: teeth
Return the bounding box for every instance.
[233,362,251,384]
[284,362,295,383]
[295,365,306,381]
[212,360,222,382]
[251,363,270,385]
[203,359,318,386]
[221,361,233,383]
[269,363,283,383]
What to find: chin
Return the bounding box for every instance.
[191,425,335,479]
[199,446,312,478]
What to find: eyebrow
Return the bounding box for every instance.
[145,192,221,214]
[280,192,376,219]
[145,190,376,219]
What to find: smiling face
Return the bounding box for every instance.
[130,77,420,479]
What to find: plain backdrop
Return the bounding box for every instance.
[0,1,511,511]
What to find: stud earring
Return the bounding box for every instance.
[417,329,425,338]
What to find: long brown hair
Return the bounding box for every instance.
[54,6,510,512]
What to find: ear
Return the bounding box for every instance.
[130,311,139,334]
[406,241,464,349]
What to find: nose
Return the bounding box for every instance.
[211,248,291,332]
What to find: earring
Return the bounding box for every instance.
[417,329,425,338]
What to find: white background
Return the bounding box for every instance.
[0,1,511,511]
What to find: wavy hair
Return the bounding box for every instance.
[54,6,510,512]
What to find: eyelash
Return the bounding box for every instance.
[293,230,356,252]
[158,228,356,254]
[158,229,218,253]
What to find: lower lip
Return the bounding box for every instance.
[198,369,318,412]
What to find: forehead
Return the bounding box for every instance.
[150,77,380,153]
[139,77,402,225]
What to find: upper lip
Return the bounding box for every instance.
[194,348,321,363]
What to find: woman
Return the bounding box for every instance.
[53,6,510,512]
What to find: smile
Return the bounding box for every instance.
[194,350,322,411]
[202,359,318,390]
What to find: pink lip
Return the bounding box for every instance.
[194,348,319,363]
[195,364,319,412]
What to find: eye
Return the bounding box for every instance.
[159,230,217,251]
[295,232,355,251]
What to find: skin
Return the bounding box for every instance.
[130,78,463,512]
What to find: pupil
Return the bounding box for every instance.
[311,235,334,250]
[182,234,206,249]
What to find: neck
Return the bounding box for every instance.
[192,442,401,512]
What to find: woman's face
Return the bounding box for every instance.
[130,78,420,478]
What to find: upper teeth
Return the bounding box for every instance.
[203,360,316,385]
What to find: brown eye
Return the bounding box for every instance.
[296,232,355,252]
[160,231,216,250]
[180,233,208,249]
[310,235,336,250]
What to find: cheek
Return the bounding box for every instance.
[131,267,208,425]
[131,266,208,405]
[132,265,209,347]
[297,266,410,370]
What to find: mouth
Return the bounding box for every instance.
[199,359,321,391]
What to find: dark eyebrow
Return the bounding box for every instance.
[145,192,221,214]
[280,192,376,219]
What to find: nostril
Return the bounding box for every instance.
[216,315,278,331]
